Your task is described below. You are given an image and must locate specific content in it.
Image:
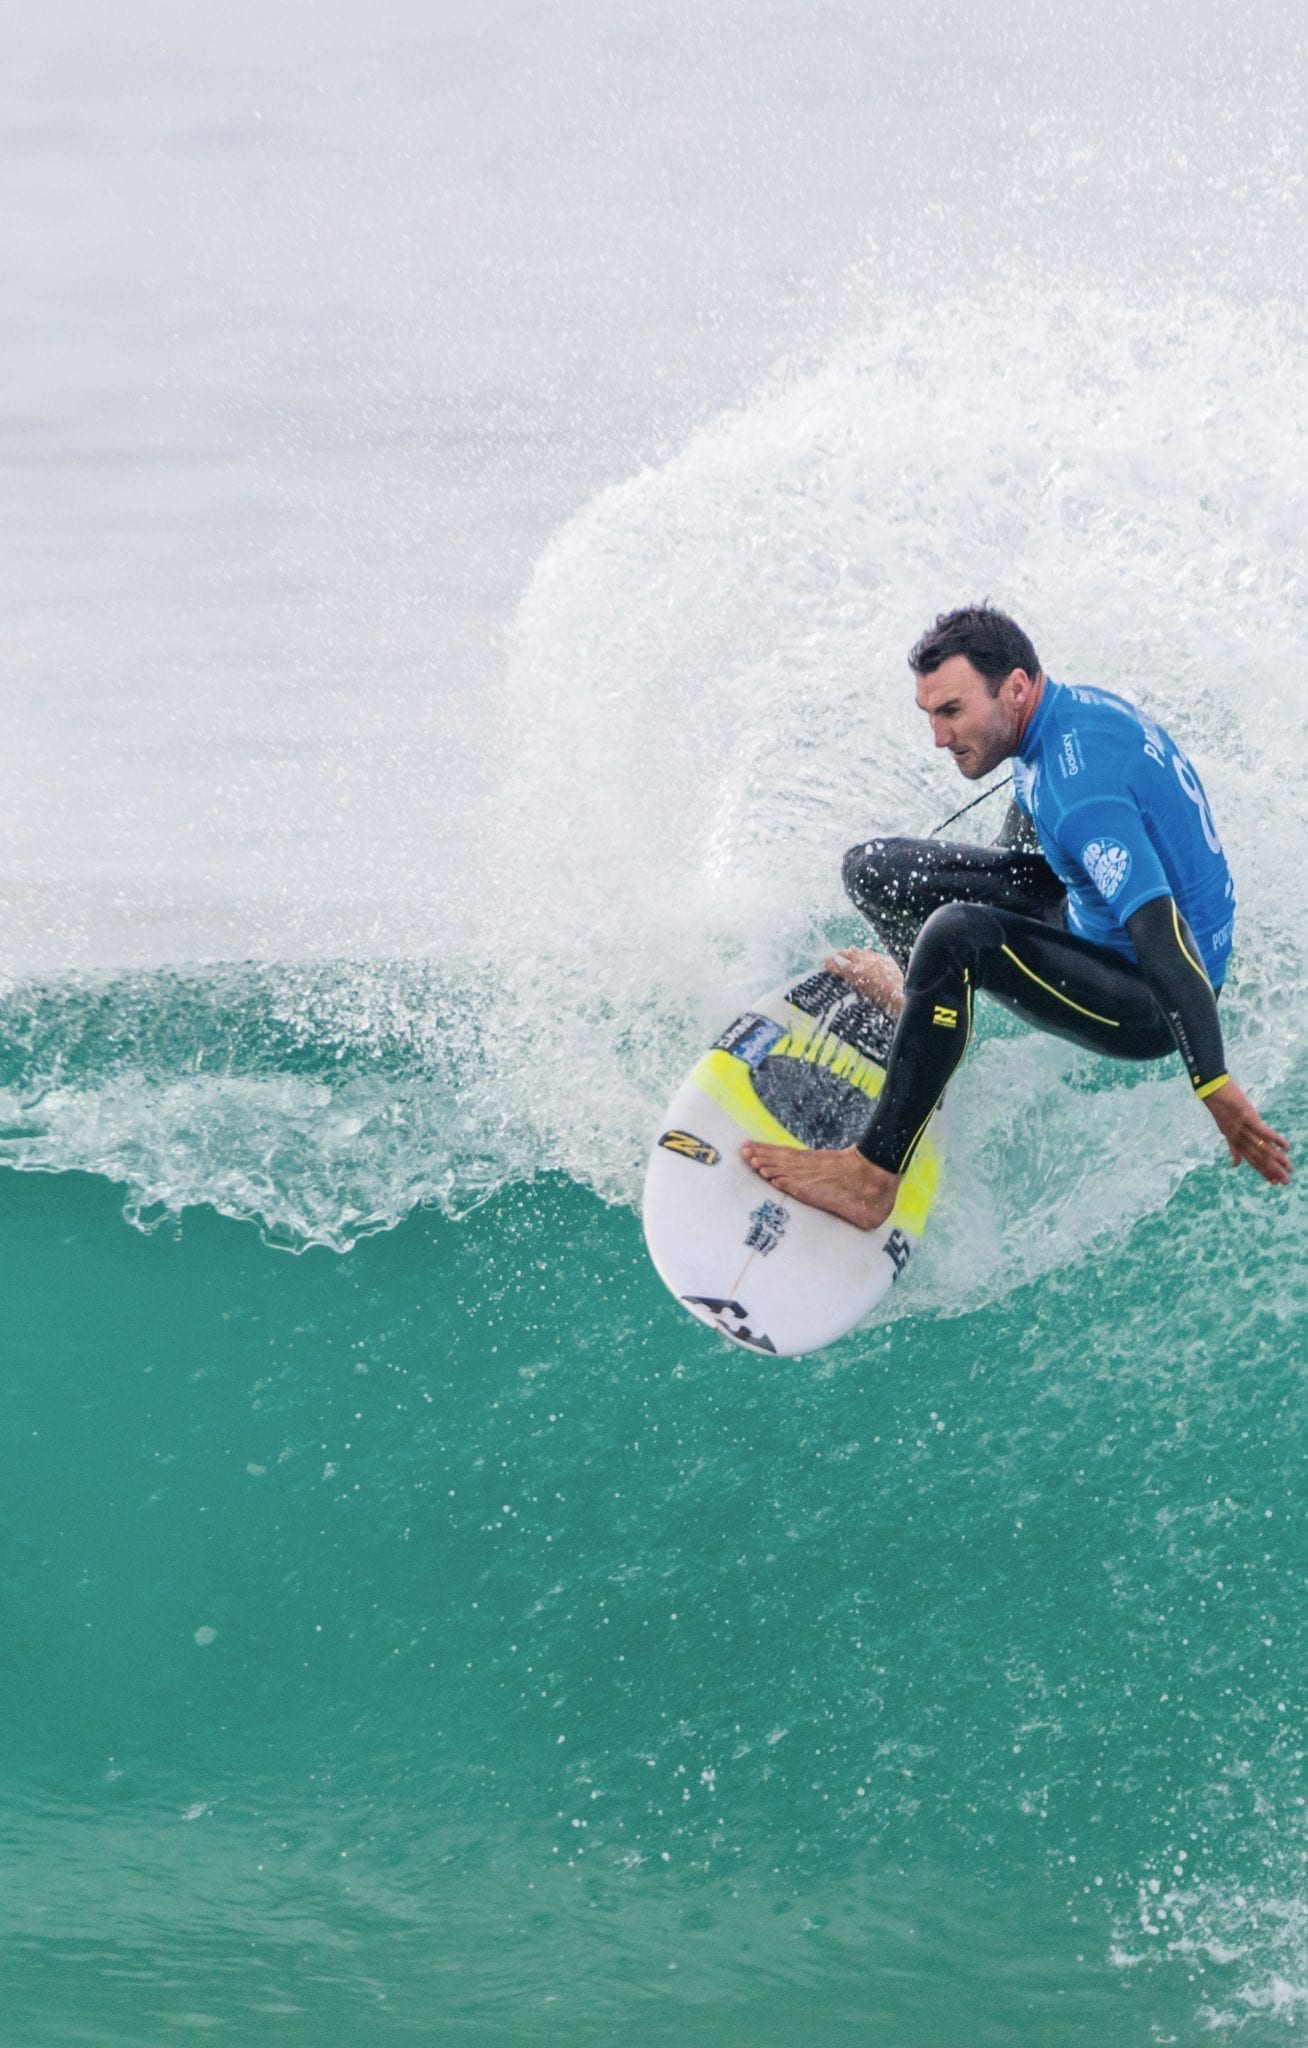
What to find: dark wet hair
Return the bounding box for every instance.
[908,605,1041,695]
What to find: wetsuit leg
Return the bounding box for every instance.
[856,902,1182,1175]
[842,835,1066,966]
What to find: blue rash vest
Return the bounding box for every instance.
[1010,677,1236,987]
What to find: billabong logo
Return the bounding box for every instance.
[681,1296,778,1354]
[932,1004,958,1028]
[883,1227,912,1277]
[1082,838,1132,901]
[658,1129,720,1166]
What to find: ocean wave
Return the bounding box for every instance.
[4,284,1305,1292]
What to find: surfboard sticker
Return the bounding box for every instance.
[657,1129,720,1165]
[680,1296,779,1353]
[642,962,944,1358]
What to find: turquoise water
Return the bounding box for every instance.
[2,974,1304,2042]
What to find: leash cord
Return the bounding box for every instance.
[928,774,1013,838]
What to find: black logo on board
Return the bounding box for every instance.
[883,1228,912,1278]
[682,1296,778,1354]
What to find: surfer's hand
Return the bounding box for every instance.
[1203,1079,1291,1185]
[824,948,906,1017]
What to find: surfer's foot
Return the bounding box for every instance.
[741,1142,901,1232]
[824,947,905,1017]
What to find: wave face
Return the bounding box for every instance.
[5,1124,1307,2042]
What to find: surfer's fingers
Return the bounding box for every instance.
[1240,1129,1292,1183]
[1252,1153,1292,1185]
[1256,1141,1292,1183]
[1248,1119,1291,1161]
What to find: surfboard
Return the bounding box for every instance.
[642,964,944,1357]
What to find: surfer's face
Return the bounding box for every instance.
[915,655,1033,779]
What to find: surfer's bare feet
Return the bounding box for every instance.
[741,1141,901,1232]
[824,947,905,1017]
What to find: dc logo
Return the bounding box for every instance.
[1081,838,1132,900]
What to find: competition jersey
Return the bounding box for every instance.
[1010,677,1235,986]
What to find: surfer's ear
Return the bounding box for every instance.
[1003,666,1038,708]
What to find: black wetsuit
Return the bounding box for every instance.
[845,777,1231,1178]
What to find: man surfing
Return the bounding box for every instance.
[743,604,1291,1228]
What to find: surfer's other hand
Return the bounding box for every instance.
[1204,1079,1291,1185]
[823,948,906,1017]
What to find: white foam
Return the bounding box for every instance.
[1111,1876,1308,2034]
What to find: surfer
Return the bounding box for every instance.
[743,604,1291,1229]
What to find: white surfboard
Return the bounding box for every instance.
[642,964,944,1357]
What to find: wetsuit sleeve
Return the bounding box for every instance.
[1124,896,1228,1097]
[992,799,1041,853]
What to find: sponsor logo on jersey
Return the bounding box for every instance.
[932,1004,958,1028]
[1058,728,1085,777]
[658,1129,720,1166]
[1081,838,1132,901]
[744,1199,789,1256]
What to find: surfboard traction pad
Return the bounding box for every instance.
[643,967,944,1357]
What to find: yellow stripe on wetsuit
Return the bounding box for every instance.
[1002,907,1229,1098]
[999,944,1121,1028]
[1171,899,1210,985]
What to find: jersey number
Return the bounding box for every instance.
[1172,752,1224,856]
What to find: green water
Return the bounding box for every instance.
[3,1079,1304,2044]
